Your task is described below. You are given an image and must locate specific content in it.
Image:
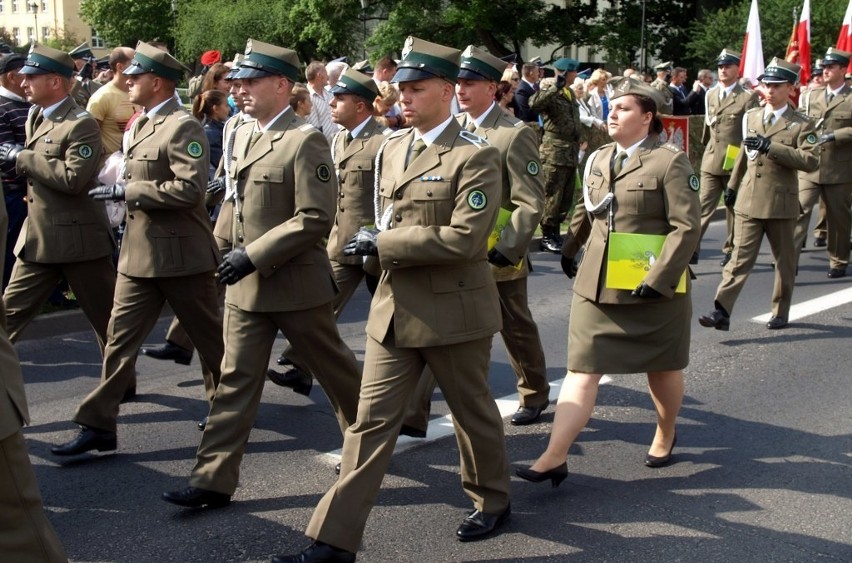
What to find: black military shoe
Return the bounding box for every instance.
[510,405,547,425]
[813,236,827,247]
[51,426,117,456]
[827,268,846,279]
[456,504,511,541]
[140,341,193,365]
[539,234,561,253]
[698,309,730,331]
[161,486,231,508]
[272,542,356,563]
[266,367,312,395]
[720,251,732,267]
[766,316,788,330]
[197,416,209,431]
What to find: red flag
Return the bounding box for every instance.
[798,0,811,86]
[838,0,852,73]
[740,0,765,87]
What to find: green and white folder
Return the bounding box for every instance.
[605,232,686,293]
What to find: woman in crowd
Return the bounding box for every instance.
[374,81,406,129]
[289,84,313,119]
[192,89,229,173]
[495,80,516,116]
[587,68,612,125]
[515,78,700,487]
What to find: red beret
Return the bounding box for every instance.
[200,50,221,66]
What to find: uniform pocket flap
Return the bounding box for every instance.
[411,181,452,201]
[430,267,487,293]
[625,176,658,191]
[350,158,373,171]
[135,147,160,161]
[252,166,284,183]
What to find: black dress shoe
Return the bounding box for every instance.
[272,542,356,563]
[539,235,561,254]
[813,236,827,247]
[140,341,193,365]
[334,463,341,475]
[399,424,427,438]
[456,504,511,542]
[510,404,547,426]
[161,486,230,508]
[514,462,568,488]
[766,316,788,330]
[266,367,312,395]
[698,309,730,331]
[120,386,137,404]
[197,416,208,431]
[51,426,116,456]
[827,268,847,279]
[645,434,677,468]
[720,251,732,267]
[276,353,292,367]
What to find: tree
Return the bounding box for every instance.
[79,0,175,49]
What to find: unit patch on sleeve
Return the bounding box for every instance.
[187,141,204,158]
[467,189,487,210]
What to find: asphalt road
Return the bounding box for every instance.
[15,216,852,562]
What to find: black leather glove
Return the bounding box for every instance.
[342,227,379,257]
[818,132,836,145]
[555,73,566,90]
[743,135,771,154]
[0,143,24,163]
[207,177,226,195]
[487,248,514,268]
[88,184,126,201]
[723,188,737,208]
[631,282,662,298]
[561,255,579,279]
[216,247,256,285]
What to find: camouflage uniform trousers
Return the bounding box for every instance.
[539,141,577,230]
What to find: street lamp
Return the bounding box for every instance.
[28,1,39,44]
[360,0,369,60]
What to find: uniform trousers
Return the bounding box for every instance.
[813,199,826,239]
[74,271,222,433]
[715,214,797,319]
[2,191,26,289]
[402,275,550,431]
[698,171,734,255]
[4,256,115,350]
[794,180,852,270]
[189,302,361,495]
[540,164,577,230]
[0,430,67,563]
[305,333,510,553]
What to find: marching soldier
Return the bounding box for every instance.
[275,37,510,562]
[530,57,581,253]
[650,61,674,115]
[0,44,116,350]
[795,47,852,279]
[700,59,818,331]
[696,48,759,266]
[68,42,102,109]
[50,41,224,456]
[162,39,361,509]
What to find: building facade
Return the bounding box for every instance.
[0,0,105,55]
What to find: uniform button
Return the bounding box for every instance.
[392,260,399,266]
[28,197,33,202]
[458,281,465,287]
[340,207,345,212]
[142,153,147,158]
[170,230,175,235]
[128,153,132,158]
[756,173,761,178]
[637,182,643,187]
[238,236,244,242]
[757,162,763,166]
[340,163,346,170]
[262,174,269,179]
[395,191,403,199]
[426,190,433,196]
[395,214,402,222]
[126,174,132,179]
[72,219,78,223]
[340,193,345,198]
[237,213,243,221]
[128,214,134,219]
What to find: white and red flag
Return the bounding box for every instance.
[740,0,765,86]
[837,0,852,73]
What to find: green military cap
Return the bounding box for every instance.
[822,47,851,67]
[654,61,673,72]
[123,41,189,82]
[553,57,579,72]
[19,43,75,78]
[392,36,461,83]
[233,38,300,82]
[225,54,243,80]
[758,57,801,85]
[68,42,95,61]
[716,49,740,67]
[813,58,824,72]
[351,59,374,74]
[458,45,505,82]
[329,68,379,102]
[610,76,668,114]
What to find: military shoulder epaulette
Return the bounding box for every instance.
[387,128,408,140]
[459,130,488,147]
[177,113,192,120]
[511,119,526,128]
[381,127,394,136]
[793,110,810,120]
[75,110,90,118]
[298,123,316,132]
[660,143,681,153]
[745,106,762,114]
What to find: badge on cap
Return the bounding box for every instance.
[316,163,331,182]
[689,175,700,191]
[78,144,93,159]
[467,190,487,210]
[187,141,204,158]
[527,161,540,176]
[244,40,253,56]
[402,37,414,59]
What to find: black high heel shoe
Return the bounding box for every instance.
[644,434,677,468]
[514,462,568,488]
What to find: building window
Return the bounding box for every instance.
[27,27,33,43]
[12,0,19,14]
[42,26,49,39]
[12,27,20,46]
[26,0,33,12]
[91,28,104,48]
[0,4,4,14]
[42,0,48,10]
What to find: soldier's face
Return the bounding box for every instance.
[456,78,495,117]
[126,73,157,107]
[761,82,793,109]
[228,80,245,111]
[239,75,290,121]
[330,93,359,128]
[823,63,845,88]
[717,64,738,86]
[608,95,652,144]
[21,73,55,106]
[399,78,453,131]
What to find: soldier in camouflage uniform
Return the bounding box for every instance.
[530,57,581,253]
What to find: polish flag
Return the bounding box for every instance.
[740,0,764,87]
[798,0,811,85]
[838,0,852,73]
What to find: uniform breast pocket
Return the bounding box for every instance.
[251,165,285,208]
[830,110,852,126]
[585,173,606,202]
[411,181,453,225]
[36,141,63,159]
[135,147,160,175]
[775,134,794,147]
[622,176,661,216]
[348,158,374,189]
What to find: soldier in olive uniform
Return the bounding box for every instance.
[0,44,116,350]
[697,49,759,266]
[795,47,852,279]
[650,61,675,116]
[0,197,68,563]
[530,57,581,253]
[276,37,510,563]
[700,59,818,331]
[51,41,224,456]
[269,68,387,394]
[162,39,361,510]
[68,43,102,110]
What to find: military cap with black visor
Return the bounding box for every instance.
[392,36,460,83]
[233,39,300,82]
[68,42,96,62]
[329,67,378,103]
[822,47,851,67]
[122,41,190,82]
[458,46,506,82]
[716,49,740,67]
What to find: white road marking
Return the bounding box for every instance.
[752,286,852,323]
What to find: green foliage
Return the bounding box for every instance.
[80,0,175,48]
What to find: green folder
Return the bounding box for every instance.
[605,232,686,293]
[722,144,740,172]
[489,207,523,270]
